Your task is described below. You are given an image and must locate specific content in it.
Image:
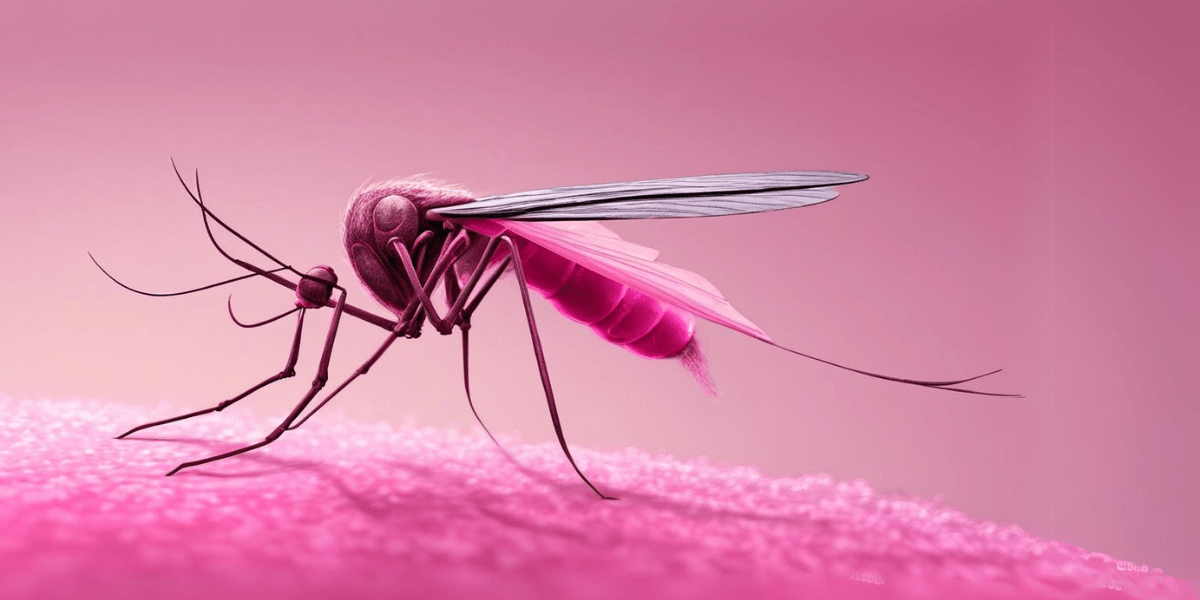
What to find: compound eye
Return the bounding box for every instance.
[374,195,419,247]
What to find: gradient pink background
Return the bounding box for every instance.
[1,0,1196,584]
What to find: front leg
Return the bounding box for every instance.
[117,309,308,439]
[285,318,410,431]
[284,247,471,431]
[167,288,348,475]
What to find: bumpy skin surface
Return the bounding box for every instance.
[1,396,1194,600]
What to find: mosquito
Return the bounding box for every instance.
[90,161,1017,499]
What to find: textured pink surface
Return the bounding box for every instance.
[4,0,1199,579]
[1,396,1192,600]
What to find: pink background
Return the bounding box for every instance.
[1,0,1196,584]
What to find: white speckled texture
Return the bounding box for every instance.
[0,396,1193,600]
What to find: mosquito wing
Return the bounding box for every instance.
[428,171,867,221]
[519,219,660,261]
[458,219,772,342]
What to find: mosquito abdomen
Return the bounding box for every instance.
[513,238,695,360]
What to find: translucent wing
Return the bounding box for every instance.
[525,220,659,261]
[459,219,771,342]
[429,171,867,221]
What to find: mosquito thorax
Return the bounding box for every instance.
[295,265,337,309]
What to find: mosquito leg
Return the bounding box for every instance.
[291,246,488,430]
[286,322,408,431]
[442,236,510,327]
[388,232,472,334]
[423,228,471,286]
[459,321,501,446]
[457,267,518,465]
[392,247,445,332]
[388,240,517,456]
[291,239,477,430]
[496,235,615,500]
[458,256,510,322]
[444,266,462,308]
[405,312,426,338]
[412,233,434,278]
[405,243,516,456]
[416,234,515,450]
[166,289,348,475]
[116,309,308,439]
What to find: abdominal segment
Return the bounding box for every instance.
[512,238,695,360]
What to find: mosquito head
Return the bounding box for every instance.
[343,180,475,316]
[295,265,338,309]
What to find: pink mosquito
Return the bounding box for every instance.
[91,161,1017,499]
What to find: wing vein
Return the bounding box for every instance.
[430,171,865,221]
